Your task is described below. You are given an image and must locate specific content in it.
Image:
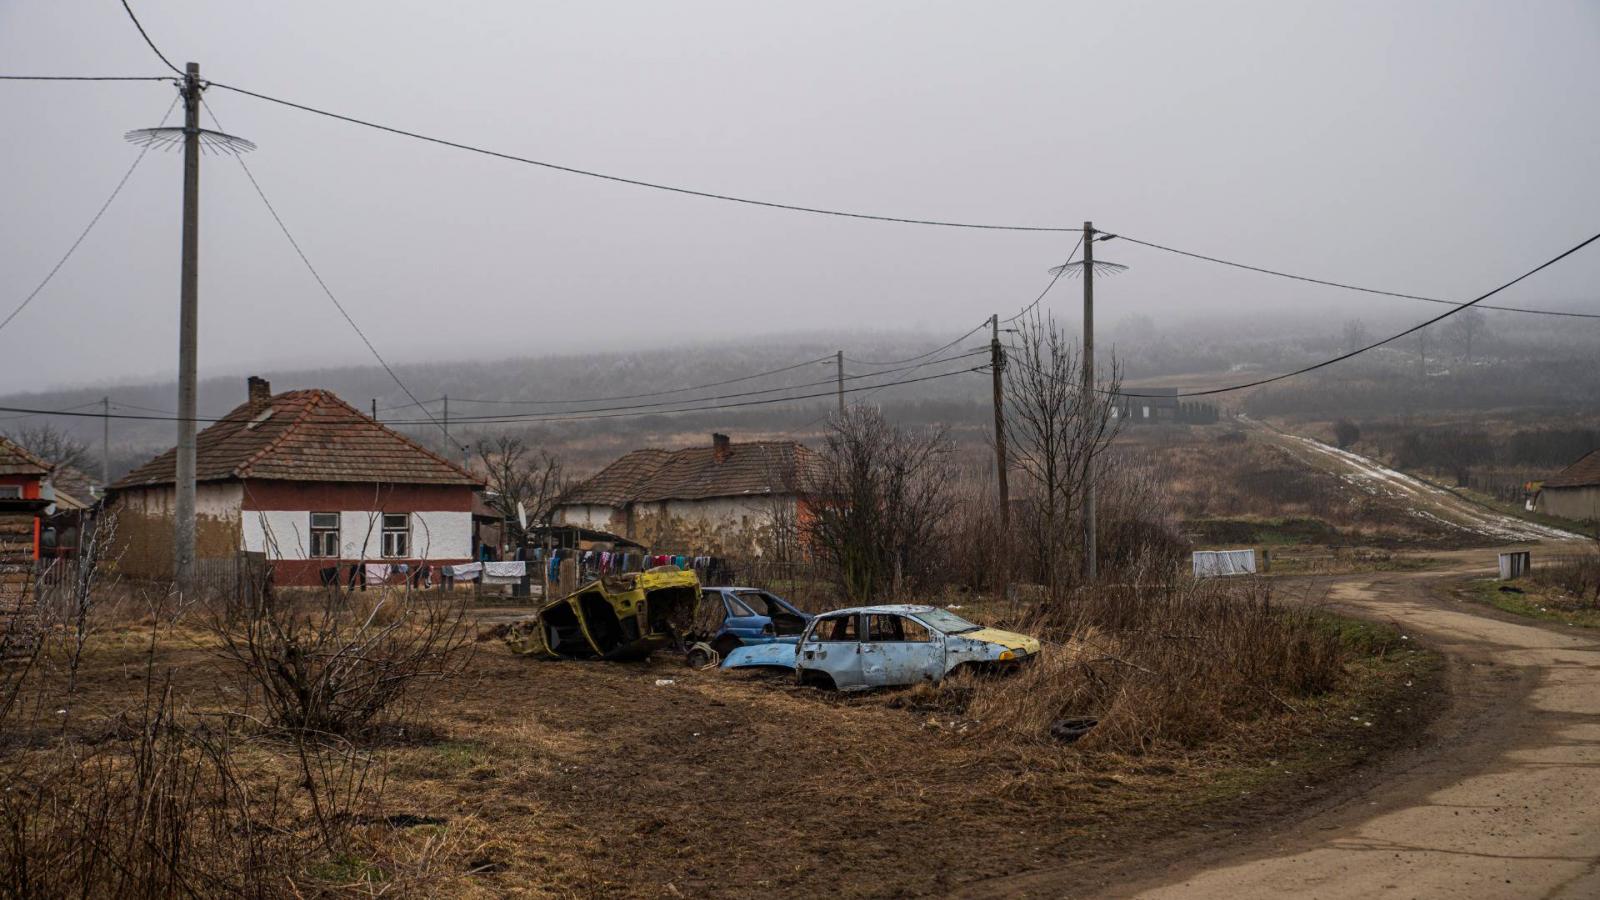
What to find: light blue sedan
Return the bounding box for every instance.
[721,604,1040,691]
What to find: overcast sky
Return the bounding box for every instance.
[2,0,1597,392]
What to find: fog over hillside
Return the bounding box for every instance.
[5,304,1595,480]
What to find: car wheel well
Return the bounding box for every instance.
[798,669,837,691]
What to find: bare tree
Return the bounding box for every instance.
[3,423,89,473]
[1003,312,1123,597]
[806,405,957,603]
[474,435,567,546]
[1446,307,1487,364]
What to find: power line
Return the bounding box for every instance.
[204,101,462,453]
[0,94,178,337]
[435,351,988,423]
[0,363,986,427]
[439,354,838,407]
[1002,233,1084,324]
[207,80,1081,234]
[1113,232,1600,320]
[0,400,104,423]
[843,322,989,367]
[119,0,184,76]
[0,75,173,81]
[1120,229,1600,398]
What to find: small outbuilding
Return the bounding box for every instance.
[1534,449,1600,523]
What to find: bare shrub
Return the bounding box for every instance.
[807,405,958,603]
[1003,311,1122,594]
[1528,553,1600,606]
[0,678,298,898]
[962,574,1347,753]
[210,587,474,737]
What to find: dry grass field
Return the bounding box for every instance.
[2,578,1439,898]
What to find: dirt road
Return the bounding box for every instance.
[970,547,1600,898]
[1248,417,1584,543]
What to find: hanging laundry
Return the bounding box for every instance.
[365,563,392,583]
[445,562,483,580]
[483,560,527,585]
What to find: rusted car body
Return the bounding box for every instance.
[722,604,1040,690]
[505,568,701,661]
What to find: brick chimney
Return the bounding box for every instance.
[712,433,732,463]
[247,376,272,413]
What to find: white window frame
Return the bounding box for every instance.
[309,512,340,558]
[381,513,410,558]
[0,485,22,499]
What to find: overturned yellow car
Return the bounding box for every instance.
[505,568,701,661]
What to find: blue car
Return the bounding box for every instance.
[696,587,812,661]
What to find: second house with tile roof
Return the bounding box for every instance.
[107,377,483,586]
[552,433,820,557]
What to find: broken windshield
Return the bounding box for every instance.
[914,608,980,635]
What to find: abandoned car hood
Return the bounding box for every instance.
[721,642,799,669]
[957,627,1041,656]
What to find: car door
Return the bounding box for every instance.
[860,614,943,687]
[798,612,865,689]
[719,593,769,644]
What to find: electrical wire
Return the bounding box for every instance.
[1002,233,1085,324]
[1113,232,1600,320]
[207,80,1080,234]
[438,354,839,407]
[0,75,173,81]
[433,351,988,423]
[0,400,104,423]
[0,93,178,337]
[1119,229,1600,398]
[119,0,184,76]
[0,364,987,427]
[204,101,463,453]
[843,322,989,368]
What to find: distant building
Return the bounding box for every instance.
[107,377,483,585]
[1114,388,1218,425]
[552,433,819,556]
[1534,449,1600,522]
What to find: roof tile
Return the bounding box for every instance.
[111,390,481,489]
[563,441,819,505]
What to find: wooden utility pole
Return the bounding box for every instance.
[101,396,110,491]
[990,315,1009,534]
[442,394,449,446]
[173,62,202,593]
[1082,221,1097,582]
[836,350,845,416]
[371,399,378,420]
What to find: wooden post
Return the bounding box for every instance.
[173,62,202,593]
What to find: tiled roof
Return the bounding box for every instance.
[1545,448,1600,489]
[562,441,819,506]
[111,389,481,490]
[0,435,51,478]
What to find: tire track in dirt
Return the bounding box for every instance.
[1246,417,1583,544]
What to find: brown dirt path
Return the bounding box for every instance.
[966,545,1600,899]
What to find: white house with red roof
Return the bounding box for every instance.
[107,377,483,585]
